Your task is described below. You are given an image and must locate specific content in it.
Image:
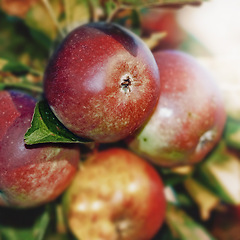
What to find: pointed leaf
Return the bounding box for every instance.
[24,100,92,145]
[33,211,50,240]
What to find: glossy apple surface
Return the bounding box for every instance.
[127,50,226,167]
[44,22,160,143]
[0,91,80,208]
[63,148,166,240]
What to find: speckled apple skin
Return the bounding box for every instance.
[44,22,160,143]
[127,50,226,167]
[63,148,166,240]
[0,91,80,208]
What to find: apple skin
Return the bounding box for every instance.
[126,50,226,167]
[63,148,166,240]
[44,22,160,143]
[140,9,186,50]
[0,90,80,208]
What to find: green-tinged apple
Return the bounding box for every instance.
[63,148,166,240]
[44,22,160,143]
[126,50,226,167]
[0,90,80,208]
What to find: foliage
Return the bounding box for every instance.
[24,100,92,145]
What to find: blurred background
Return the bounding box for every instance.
[178,0,240,120]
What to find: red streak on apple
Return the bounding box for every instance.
[63,148,166,240]
[44,22,160,143]
[1,160,76,207]
[0,91,80,208]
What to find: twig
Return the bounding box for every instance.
[41,0,65,38]
[106,5,122,23]
[1,82,43,93]
[88,0,99,22]
[63,0,71,33]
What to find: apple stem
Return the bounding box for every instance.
[41,0,66,38]
[88,0,100,22]
[106,3,138,23]
[106,4,125,23]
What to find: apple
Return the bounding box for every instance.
[44,22,160,143]
[0,90,80,208]
[126,50,226,167]
[63,148,166,240]
[140,8,186,50]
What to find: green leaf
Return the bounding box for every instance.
[24,100,93,145]
[0,227,34,240]
[0,207,49,240]
[0,58,30,74]
[196,141,240,205]
[0,11,48,71]
[33,211,50,240]
[104,0,118,17]
[0,57,43,76]
[29,28,52,51]
[0,58,43,93]
[166,203,216,240]
[224,117,240,150]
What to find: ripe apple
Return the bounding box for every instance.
[140,8,186,50]
[0,90,80,208]
[63,148,166,240]
[126,50,226,167]
[44,22,160,143]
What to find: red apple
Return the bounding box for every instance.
[44,22,160,143]
[0,90,80,208]
[63,148,166,240]
[126,50,226,167]
[140,9,186,50]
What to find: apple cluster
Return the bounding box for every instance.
[0,21,226,239]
